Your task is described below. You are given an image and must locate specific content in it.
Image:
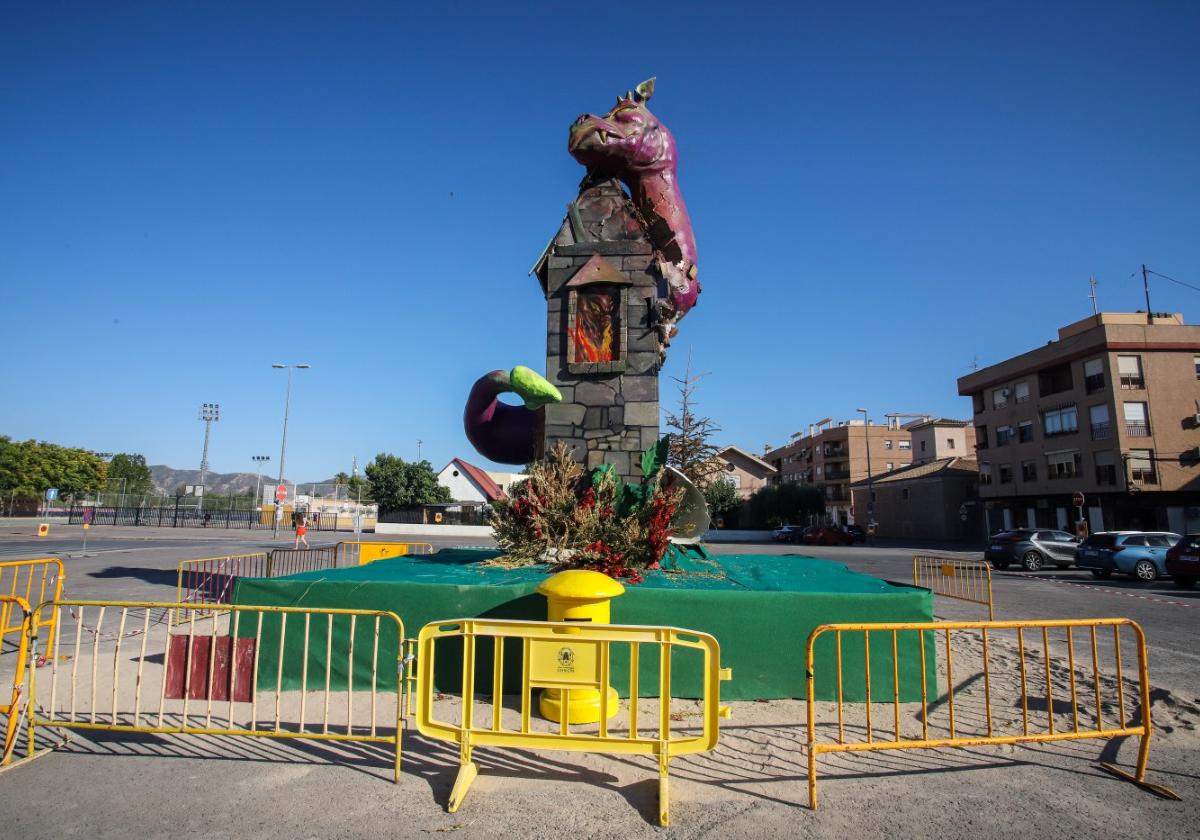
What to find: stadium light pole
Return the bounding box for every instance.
[272,364,310,538]
[856,408,874,533]
[197,404,220,513]
[251,455,271,511]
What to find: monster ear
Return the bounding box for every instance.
[635,77,656,102]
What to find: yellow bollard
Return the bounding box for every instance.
[536,569,624,724]
[37,523,49,537]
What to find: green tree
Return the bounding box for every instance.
[107,453,154,496]
[747,482,825,528]
[0,436,107,502]
[703,477,741,520]
[334,470,369,501]
[365,454,452,513]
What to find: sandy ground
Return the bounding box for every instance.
[2,602,1198,838]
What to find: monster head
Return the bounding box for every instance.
[568,78,676,179]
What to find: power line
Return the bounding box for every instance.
[1145,268,1200,294]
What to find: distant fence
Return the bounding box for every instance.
[67,505,338,531]
[177,547,340,607]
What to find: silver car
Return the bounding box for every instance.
[984,528,1081,571]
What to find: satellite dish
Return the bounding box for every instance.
[661,466,710,544]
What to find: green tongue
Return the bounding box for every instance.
[510,365,562,410]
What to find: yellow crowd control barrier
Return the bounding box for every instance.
[1,596,32,765]
[416,618,731,826]
[336,541,434,566]
[20,600,408,780]
[2,558,66,653]
[804,618,1179,808]
[913,554,994,619]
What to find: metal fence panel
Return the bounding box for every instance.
[1,596,32,765]
[913,555,994,619]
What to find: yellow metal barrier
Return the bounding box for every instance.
[23,600,408,780]
[416,618,731,826]
[913,554,994,619]
[2,558,66,654]
[804,618,1179,808]
[336,541,434,566]
[1,596,32,765]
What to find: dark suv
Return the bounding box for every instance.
[1165,534,1200,589]
[984,529,1080,571]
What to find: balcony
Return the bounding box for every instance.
[824,446,848,458]
[825,489,848,502]
[1125,422,1152,437]
[1091,422,1112,440]
[824,468,851,480]
[1120,375,1145,390]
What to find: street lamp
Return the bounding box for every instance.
[856,408,875,533]
[197,404,220,513]
[251,455,271,511]
[272,364,310,538]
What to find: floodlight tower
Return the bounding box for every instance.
[197,403,220,513]
[272,364,310,538]
[251,455,271,509]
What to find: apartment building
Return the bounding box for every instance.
[764,418,917,525]
[713,445,776,500]
[957,312,1200,535]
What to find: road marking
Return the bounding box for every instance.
[1014,573,1195,609]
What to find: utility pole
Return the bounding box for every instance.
[1141,264,1153,320]
[1088,276,1099,315]
[417,439,423,462]
[251,455,270,512]
[272,364,310,538]
[197,404,220,513]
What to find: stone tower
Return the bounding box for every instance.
[532,179,661,484]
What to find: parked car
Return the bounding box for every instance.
[984,529,1080,571]
[1075,531,1182,581]
[844,524,866,544]
[1164,534,1200,589]
[802,526,854,546]
[772,525,805,543]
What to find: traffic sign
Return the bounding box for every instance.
[276,484,288,502]
[45,488,58,501]
[1072,492,1086,508]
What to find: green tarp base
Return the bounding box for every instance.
[230,548,934,701]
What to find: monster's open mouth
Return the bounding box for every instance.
[569,119,618,152]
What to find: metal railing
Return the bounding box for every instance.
[1,596,31,765]
[416,618,731,826]
[912,555,994,620]
[67,505,339,531]
[1,558,66,654]
[804,618,1178,808]
[16,600,408,779]
[335,541,434,566]
[176,547,339,608]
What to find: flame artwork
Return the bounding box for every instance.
[573,290,617,363]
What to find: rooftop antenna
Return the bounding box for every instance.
[969,355,979,371]
[1141,264,1152,319]
[1088,276,1100,315]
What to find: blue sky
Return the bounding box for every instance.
[2,1,1197,481]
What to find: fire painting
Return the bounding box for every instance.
[572,289,618,363]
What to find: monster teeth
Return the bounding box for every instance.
[598,130,608,144]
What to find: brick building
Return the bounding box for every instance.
[957,312,1200,535]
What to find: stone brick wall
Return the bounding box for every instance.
[535,180,661,484]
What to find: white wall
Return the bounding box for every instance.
[437,465,487,503]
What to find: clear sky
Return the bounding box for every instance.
[2,1,1197,481]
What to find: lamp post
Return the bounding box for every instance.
[251,455,271,511]
[856,408,875,533]
[197,403,220,513]
[272,364,310,538]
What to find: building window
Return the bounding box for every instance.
[998,464,1013,484]
[992,388,1008,409]
[1021,460,1037,482]
[920,440,926,452]
[1089,404,1111,440]
[1117,355,1144,390]
[975,425,988,450]
[1038,362,1073,397]
[948,438,956,449]
[884,439,893,450]
[1017,421,1034,443]
[1128,449,1157,484]
[1015,381,1030,403]
[898,440,911,451]
[979,464,993,485]
[886,463,894,471]
[1095,451,1117,486]
[1123,402,1151,437]
[996,425,1014,446]
[1195,355,1200,380]
[1045,451,1082,480]
[1043,405,1078,437]
[1083,358,1105,393]
[972,392,984,414]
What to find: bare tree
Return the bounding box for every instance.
[664,352,723,488]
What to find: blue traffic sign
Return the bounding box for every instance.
[45,488,59,501]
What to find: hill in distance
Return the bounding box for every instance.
[149,465,340,497]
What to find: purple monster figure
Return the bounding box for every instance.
[568,77,699,346]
